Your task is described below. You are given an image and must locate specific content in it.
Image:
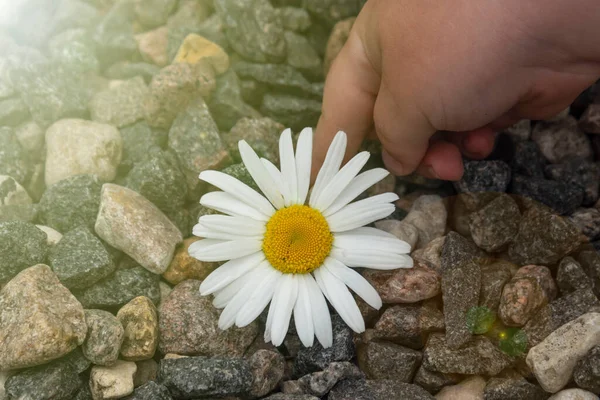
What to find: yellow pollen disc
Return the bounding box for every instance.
[262,205,333,274]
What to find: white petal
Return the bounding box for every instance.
[304,273,332,348]
[198,215,266,236]
[293,275,315,347]
[269,273,299,346]
[239,140,285,209]
[295,128,313,205]
[199,170,275,217]
[263,293,277,343]
[323,168,390,217]
[331,248,414,269]
[313,151,370,211]
[347,226,399,239]
[334,232,411,254]
[200,192,269,221]
[314,266,365,333]
[279,129,298,206]
[327,203,396,232]
[261,158,288,205]
[199,251,265,295]
[309,131,346,207]
[235,265,281,327]
[189,238,262,262]
[212,272,253,308]
[324,257,382,309]
[218,262,271,329]
[193,225,259,241]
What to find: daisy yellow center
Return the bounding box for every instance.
[262,205,333,274]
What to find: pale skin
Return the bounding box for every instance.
[312,0,600,181]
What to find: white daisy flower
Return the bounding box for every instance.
[189,128,413,349]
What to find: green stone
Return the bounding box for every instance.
[89,76,149,128]
[48,226,116,290]
[223,117,283,165]
[104,62,160,83]
[208,70,261,131]
[0,221,48,283]
[260,94,321,132]
[5,360,81,400]
[82,309,124,366]
[118,122,167,175]
[284,31,323,81]
[233,61,321,98]
[48,29,99,73]
[466,306,496,334]
[0,204,38,223]
[0,127,31,185]
[498,328,528,357]
[0,97,30,126]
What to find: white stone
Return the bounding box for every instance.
[403,195,447,249]
[375,219,419,250]
[45,119,122,186]
[548,388,599,400]
[95,184,182,274]
[90,360,137,400]
[0,175,31,206]
[435,376,486,400]
[35,225,62,246]
[526,312,600,393]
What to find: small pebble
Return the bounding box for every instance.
[117,296,159,361]
[468,194,520,252]
[162,238,219,285]
[248,349,285,398]
[82,309,124,366]
[434,376,485,400]
[363,263,440,304]
[531,116,593,163]
[0,175,31,206]
[90,360,137,400]
[357,341,421,382]
[454,160,511,193]
[403,195,447,249]
[548,389,599,400]
[4,360,81,400]
[89,77,149,128]
[556,257,593,294]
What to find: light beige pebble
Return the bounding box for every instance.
[403,195,447,249]
[548,388,599,400]
[435,376,486,400]
[35,225,62,246]
[375,219,419,250]
[90,360,137,400]
[526,312,600,393]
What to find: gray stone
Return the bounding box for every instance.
[134,0,176,28]
[48,29,99,73]
[0,220,48,283]
[569,208,600,240]
[557,257,593,294]
[158,356,253,398]
[82,309,125,366]
[73,383,93,400]
[454,160,511,193]
[45,119,122,186]
[285,31,322,80]
[118,122,168,175]
[4,360,81,400]
[546,159,600,206]
[105,62,161,83]
[511,140,545,177]
[0,97,29,126]
[0,127,30,185]
[93,0,138,65]
[77,266,161,310]
[48,226,116,290]
[233,61,321,98]
[413,366,457,395]
[479,262,513,311]
[532,116,593,163]
[14,120,44,160]
[133,359,158,387]
[278,7,311,32]
[285,362,363,397]
[357,341,421,382]
[577,250,600,299]
[508,207,582,266]
[510,174,584,215]
[422,333,512,376]
[293,314,355,377]
[440,232,483,349]
[484,377,549,400]
[215,0,286,63]
[124,381,172,400]
[0,265,87,370]
[375,220,419,250]
[224,117,284,165]
[95,183,182,274]
[248,349,285,398]
[159,280,258,357]
[208,70,261,131]
[303,0,364,25]
[260,93,321,132]
[573,344,600,393]
[61,347,92,374]
[329,379,434,400]
[264,395,318,400]
[580,103,600,134]
[403,195,447,249]
[117,296,159,361]
[90,77,150,128]
[168,97,229,193]
[90,360,137,400]
[469,194,520,252]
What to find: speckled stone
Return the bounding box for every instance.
[573,344,600,393]
[283,362,363,397]
[0,220,48,283]
[208,70,261,131]
[61,347,92,374]
[248,349,285,398]
[90,360,137,400]
[90,77,149,128]
[0,265,87,370]
[484,377,549,400]
[545,159,600,206]
[511,141,545,177]
[440,232,483,349]
[135,26,169,67]
[168,96,229,192]
[0,127,30,185]
[527,312,600,393]
[158,280,258,357]
[402,195,447,249]
[95,184,182,274]
[469,194,520,252]
[577,250,600,298]
[48,226,116,290]
[449,192,498,237]
[362,263,440,304]
[38,174,103,233]
[260,94,321,132]
[454,160,511,193]
[531,117,593,163]
[510,174,584,215]
[82,309,124,366]
[569,207,600,240]
[328,379,434,400]
[413,366,458,395]
[580,103,600,133]
[324,17,355,75]
[45,118,122,186]
[357,341,421,382]
[117,296,159,361]
[0,175,31,206]
[4,360,81,400]
[479,262,513,311]
[556,257,593,294]
[77,266,161,309]
[233,61,320,99]
[123,381,172,400]
[158,356,253,398]
[508,207,582,266]
[132,359,158,387]
[422,333,512,376]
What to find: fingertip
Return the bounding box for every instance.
[461,128,496,159]
[419,140,464,181]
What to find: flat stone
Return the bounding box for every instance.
[168,96,229,193]
[4,360,81,400]
[90,77,150,128]
[328,379,434,400]
[82,309,125,366]
[440,232,483,349]
[363,263,440,304]
[479,261,513,311]
[469,194,520,252]
[117,296,159,361]
[511,140,546,178]
[324,18,355,75]
[38,174,103,233]
[45,118,122,186]
[208,70,261,131]
[158,356,252,398]
[293,314,355,377]
[484,376,548,400]
[508,207,582,266]
[510,175,584,215]
[357,341,421,382]
[527,312,600,393]
[0,127,30,185]
[248,349,285,398]
[545,159,600,206]
[260,93,321,132]
[413,366,458,395]
[135,26,169,67]
[159,280,258,357]
[48,226,116,290]
[573,344,600,393]
[402,195,447,249]
[90,360,137,400]
[548,389,599,400]
[422,333,512,376]
[0,220,48,283]
[0,265,86,370]
[569,208,600,240]
[223,117,283,165]
[532,117,593,163]
[95,184,182,274]
[556,257,593,294]
[435,376,486,400]
[284,362,362,397]
[215,0,286,63]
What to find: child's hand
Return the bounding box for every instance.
[313,0,600,180]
